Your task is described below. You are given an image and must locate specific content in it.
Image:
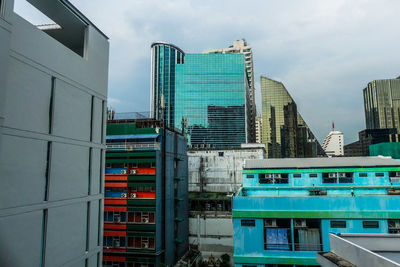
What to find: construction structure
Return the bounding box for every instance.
[255,116,263,144]
[0,0,109,266]
[204,39,256,143]
[321,123,344,157]
[188,144,265,262]
[233,157,400,266]
[260,76,325,158]
[103,118,188,267]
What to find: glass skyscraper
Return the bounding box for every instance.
[174,54,251,148]
[150,42,185,127]
[261,76,325,158]
[364,78,400,132]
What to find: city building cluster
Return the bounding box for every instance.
[1,1,400,267]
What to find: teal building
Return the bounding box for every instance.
[174,54,252,148]
[150,42,185,127]
[233,157,400,266]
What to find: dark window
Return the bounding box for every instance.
[241,220,255,227]
[375,173,385,177]
[294,219,322,251]
[259,173,273,184]
[218,152,224,157]
[330,221,346,228]
[359,173,368,177]
[275,173,289,184]
[309,173,318,178]
[388,220,400,234]
[338,172,354,183]
[322,172,337,183]
[293,174,302,178]
[363,221,379,228]
[389,171,400,177]
[247,174,254,179]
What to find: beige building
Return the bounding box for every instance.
[204,39,256,142]
[255,116,263,143]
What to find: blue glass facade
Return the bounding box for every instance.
[150,43,184,127]
[174,54,251,148]
[232,157,400,266]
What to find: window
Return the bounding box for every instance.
[293,219,322,251]
[389,172,400,183]
[363,221,379,228]
[247,174,254,179]
[293,174,302,178]
[274,173,289,184]
[218,152,224,157]
[322,172,337,183]
[259,173,273,184]
[359,173,368,177]
[330,221,346,228]
[388,219,400,234]
[309,173,318,178]
[241,220,255,227]
[338,172,354,183]
[264,219,292,251]
[375,173,385,177]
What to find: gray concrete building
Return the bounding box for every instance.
[0,1,109,266]
[188,144,265,262]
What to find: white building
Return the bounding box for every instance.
[0,1,109,266]
[204,39,256,143]
[322,124,344,156]
[188,144,265,262]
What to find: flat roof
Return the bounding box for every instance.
[244,156,400,169]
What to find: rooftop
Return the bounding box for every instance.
[244,156,400,169]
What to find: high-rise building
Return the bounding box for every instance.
[260,76,325,158]
[204,39,256,142]
[0,1,109,266]
[150,42,185,127]
[174,53,252,148]
[322,123,344,157]
[364,78,400,132]
[233,157,400,266]
[104,118,188,267]
[255,116,263,143]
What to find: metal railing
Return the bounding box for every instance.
[106,142,160,151]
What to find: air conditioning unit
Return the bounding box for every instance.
[121,169,127,174]
[328,173,336,178]
[338,173,346,178]
[130,193,137,198]
[142,217,149,223]
[142,242,149,249]
[264,219,276,227]
[275,174,282,178]
[130,169,137,174]
[121,193,127,198]
[265,173,273,179]
[113,239,120,247]
[294,219,307,228]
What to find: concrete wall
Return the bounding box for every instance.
[188,148,265,193]
[0,1,109,266]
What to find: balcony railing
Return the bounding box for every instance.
[106,142,160,151]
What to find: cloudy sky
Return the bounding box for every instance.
[15,0,400,144]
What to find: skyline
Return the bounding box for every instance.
[15,0,400,144]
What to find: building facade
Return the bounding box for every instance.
[0,1,109,266]
[174,53,252,148]
[188,144,265,262]
[344,128,398,157]
[364,78,400,132]
[232,157,400,266]
[104,120,188,267]
[255,116,263,144]
[260,76,325,158]
[204,39,256,142]
[321,124,344,157]
[150,42,185,128]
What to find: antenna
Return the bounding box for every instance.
[332,121,335,131]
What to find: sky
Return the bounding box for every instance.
[15,0,400,144]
